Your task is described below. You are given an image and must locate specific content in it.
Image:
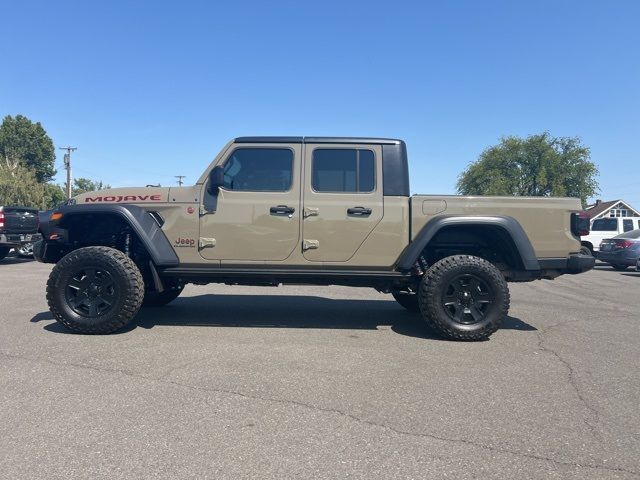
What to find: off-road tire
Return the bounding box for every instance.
[418,255,510,341]
[46,246,144,334]
[143,280,184,307]
[391,291,420,312]
[0,246,9,260]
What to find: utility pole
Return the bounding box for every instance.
[175,175,185,187]
[59,146,77,199]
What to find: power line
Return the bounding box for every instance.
[59,146,77,199]
[175,175,185,186]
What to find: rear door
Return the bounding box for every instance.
[301,143,383,262]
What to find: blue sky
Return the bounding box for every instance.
[1,0,638,205]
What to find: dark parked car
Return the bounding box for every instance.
[0,206,40,260]
[598,229,640,271]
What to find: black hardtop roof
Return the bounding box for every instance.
[234,136,403,145]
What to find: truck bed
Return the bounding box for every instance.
[411,195,582,259]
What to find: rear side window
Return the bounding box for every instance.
[312,149,375,193]
[623,219,634,232]
[591,218,618,231]
[222,148,293,192]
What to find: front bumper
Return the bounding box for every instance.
[33,239,65,264]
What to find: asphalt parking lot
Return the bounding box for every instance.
[0,257,638,479]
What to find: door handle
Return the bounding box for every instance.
[270,205,295,215]
[347,206,372,216]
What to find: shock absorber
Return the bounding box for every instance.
[124,232,131,257]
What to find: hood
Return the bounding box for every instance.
[73,187,170,205]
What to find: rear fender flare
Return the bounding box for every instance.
[396,215,539,271]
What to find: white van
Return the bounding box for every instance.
[581,217,640,253]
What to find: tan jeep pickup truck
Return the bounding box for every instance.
[35,137,594,340]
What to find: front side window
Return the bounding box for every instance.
[222,148,293,192]
[623,219,634,232]
[312,149,375,193]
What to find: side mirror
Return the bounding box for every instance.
[208,166,225,194]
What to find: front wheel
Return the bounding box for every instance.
[0,246,9,260]
[418,255,510,341]
[46,246,144,334]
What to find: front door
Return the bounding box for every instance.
[302,143,383,262]
[199,143,301,262]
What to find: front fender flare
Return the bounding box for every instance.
[55,204,179,267]
[396,215,540,271]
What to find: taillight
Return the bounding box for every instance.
[571,211,590,236]
[614,240,633,249]
[0,211,4,229]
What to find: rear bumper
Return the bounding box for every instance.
[597,251,639,266]
[0,233,40,247]
[538,254,596,274]
[566,253,597,273]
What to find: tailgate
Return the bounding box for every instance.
[0,207,39,234]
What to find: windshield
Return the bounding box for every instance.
[591,218,618,231]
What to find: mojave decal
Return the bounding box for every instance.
[84,195,163,203]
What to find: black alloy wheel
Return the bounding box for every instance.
[418,255,510,341]
[47,246,144,334]
[65,267,118,318]
[441,273,495,325]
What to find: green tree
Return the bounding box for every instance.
[72,177,110,196]
[44,183,67,208]
[456,133,599,206]
[0,114,56,182]
[0,163,67,209]
[0,163,47,209]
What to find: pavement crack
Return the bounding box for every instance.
[535,324,602,440]
[2,350,638,477]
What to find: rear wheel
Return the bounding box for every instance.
[46,246,144,334]
[0,246,9,260]
[391,291,420,312]
[143,280,184,307]
[418,255,510,341]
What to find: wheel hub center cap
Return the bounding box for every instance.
[459,291,472,305]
